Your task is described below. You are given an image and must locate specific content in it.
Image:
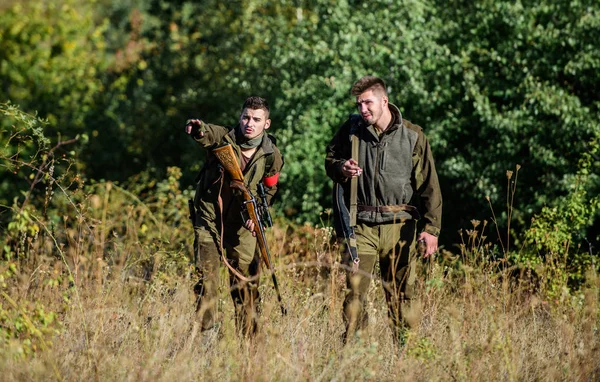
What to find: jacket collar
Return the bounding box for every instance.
[227,125,275,155]
[386,103,404,132]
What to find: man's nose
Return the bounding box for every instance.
[359,103,368,113]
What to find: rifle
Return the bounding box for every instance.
[212,143,286,315]
[257,182,273,228]
[332,182,360,272]
[188,198,196,224]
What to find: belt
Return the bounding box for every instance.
[357,204,420,219]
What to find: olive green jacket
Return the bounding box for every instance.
[192,122,284,228]
[325,104,442,236]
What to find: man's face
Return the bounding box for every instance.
[239,108,270,140]
[356,89,388,126]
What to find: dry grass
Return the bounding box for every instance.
[1,179,598,381]
[1,230,599,382]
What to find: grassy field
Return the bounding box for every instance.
[1,214,599,381]
[0,168,598,381]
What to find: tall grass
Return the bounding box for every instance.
[1,207,598,381]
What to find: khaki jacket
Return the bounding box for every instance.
[192,122,284,229]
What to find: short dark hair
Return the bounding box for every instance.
[351,76,387,97]
[242,96,270,117]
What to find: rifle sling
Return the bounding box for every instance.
[349,134,359,226]
[215,167,251,283]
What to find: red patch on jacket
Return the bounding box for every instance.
[263,172,279,187]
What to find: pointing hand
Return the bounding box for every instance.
[185,119,204,138]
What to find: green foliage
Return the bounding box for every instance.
[429,0,600,242]
[0,102,79,258]
[0,0,102,221]
[0,101,48,208]
[1,0,599,256]
[515,139,600,294]
[5,203,41,260]
[0,0,108,132]
[408,337,437,361]
[0,263,61,358]
[525,139,599,254]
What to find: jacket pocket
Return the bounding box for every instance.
[380,150,386,171]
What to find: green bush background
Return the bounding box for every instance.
[1,0,599,250]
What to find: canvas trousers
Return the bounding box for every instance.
[343,219,417,341]
[193,216,260,336]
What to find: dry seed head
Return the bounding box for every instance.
[471,219,481,229]
[506,170,513,179]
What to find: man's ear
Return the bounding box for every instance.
[382,96,389,107]
[265,119,271,130]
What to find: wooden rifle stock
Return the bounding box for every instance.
[212,144,286,315]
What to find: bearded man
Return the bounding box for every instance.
[325,76,442,344]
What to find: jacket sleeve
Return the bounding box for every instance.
[264,145,284,206]
[191,121,230,149]
[413,131,443,236]
[325,120,352,184]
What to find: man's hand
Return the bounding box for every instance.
[243,219,257,237]
[185,119,204,138]
[341,159,362,178]
[417,232,438,258]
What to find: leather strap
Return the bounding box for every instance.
[349,134,359,226]
[216,167,251,282]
